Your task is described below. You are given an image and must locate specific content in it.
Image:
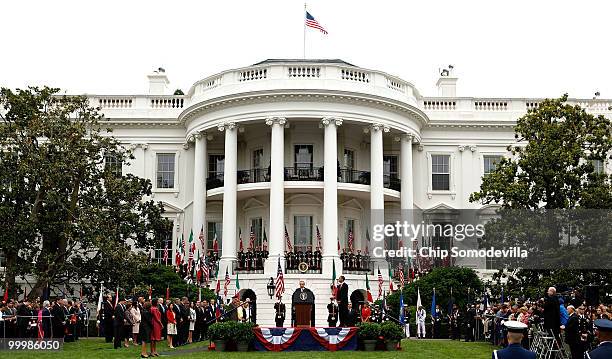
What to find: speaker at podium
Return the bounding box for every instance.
[292,286,316,327]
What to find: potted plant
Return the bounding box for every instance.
[380,321,403,351]
[235,322,256,351]
[208,322,229,351]
[358,322,381,351]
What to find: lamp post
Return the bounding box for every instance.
[267,277,275,299]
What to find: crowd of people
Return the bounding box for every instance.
[409,286,611,359]
[0,298,89,340]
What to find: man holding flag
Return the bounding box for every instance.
[416,288,426,339]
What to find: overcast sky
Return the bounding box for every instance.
[1,0,611,99]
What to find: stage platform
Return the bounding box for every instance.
[253,327,358,351]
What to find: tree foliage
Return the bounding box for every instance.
[469,95,612,291]
[0,86,169,298]
[385,267,483,318]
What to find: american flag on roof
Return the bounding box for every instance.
[305,11,328,35]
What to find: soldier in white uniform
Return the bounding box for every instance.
[417,305,427,339]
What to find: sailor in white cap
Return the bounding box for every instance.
[492,321,535,359]
[585,319,612,359]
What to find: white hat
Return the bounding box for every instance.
[503,321,528,333]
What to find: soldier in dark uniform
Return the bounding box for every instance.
[465,304,477,342]
[432,304,443,338]
[449,303,461,340]
[492,321,535,359]
[327,297,338,327]
[585,319,612,359]
[314,249,322,270]
[340,250,347,269]
[345,303,356,327]
[245,250,253,271]
[356,251,363,271]
[274,299,286,327]
[348,252,356,271]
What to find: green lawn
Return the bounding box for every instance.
[4,338,496,358]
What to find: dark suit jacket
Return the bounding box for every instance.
[564,314,579,345]
[338,283,349,304]
[543,295,560,332]
[103,301,114,323]
[114,304,125,327]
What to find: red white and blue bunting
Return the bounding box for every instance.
[253,327,301,351]
[310,327,358,351]
[253,327,358,352]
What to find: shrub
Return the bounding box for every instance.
[358,322,381,340]
[380,321,404,341]
[235,322,256,343]
[208,322,230,340]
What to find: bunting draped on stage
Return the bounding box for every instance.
[253,327,358,351]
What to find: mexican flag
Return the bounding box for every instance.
[235,271,240,291]
[365,272,374,303]
[331,259,337,297]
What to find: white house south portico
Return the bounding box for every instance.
[92,59,611,326]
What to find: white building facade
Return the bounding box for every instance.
[93,59,611,326]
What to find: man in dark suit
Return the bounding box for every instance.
[157,297,167,341]
[51,299,66,339]
[102,295,114,343]
[16,300,31,338]
[543,287,561,338]
[564,306,583,359]
[586,319,612,359]
[336,276,349,326]
[172,299,183,345]
[194,300,204,341]
[113,298,126,349]
[178,297,190,345]
[492,321,536,359]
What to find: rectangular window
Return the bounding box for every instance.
[483,155,503,175]
[593,159,605,174]
[208,155,225,178]
[252,149,264,169]
[293,216,313,252]
[250,217,263,249]
[343,149,355,169]
[431,222,452,250]
[156,153,175,189]
[343,219,355,251]
[294,145,313,170]
[431,154,450,191]
[207,222,223,252]
[383,155,398,177]
[104,154,122,177]
[153,221,173,265]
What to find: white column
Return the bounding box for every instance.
[192,132,207,252]
[219,122,237,268]
[370,124,388,261]
[265,117,286,275]
[399,134,414,260]
[322,117,342,269]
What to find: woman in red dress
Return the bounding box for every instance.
[150,299,163,357]
[361,302,372,322]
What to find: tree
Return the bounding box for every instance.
[0,87,169,299]
[385,267,483,318]
[470,95,612,288]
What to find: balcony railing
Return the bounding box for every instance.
[206,171,224,190]
[384,174,401,191]
[340,251,373,274]
[284,166,323,181]
[339,169,371,185]
[238,168,270,184]
[285,249,323,274]
[235,249,269,273]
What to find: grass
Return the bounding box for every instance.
[3,338,497,358]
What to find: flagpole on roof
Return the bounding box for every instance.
[303,3,307,59]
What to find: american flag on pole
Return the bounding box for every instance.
[399,266,405,289]
[223,267,230,299]
[275,258,285,299]
[239,227,244,252]
[249,227,256,251]
[198,225,205,252]
[315,225,322,251]
[347,229,354,254]
[284,225,293,252]
[202,256,210,283]
[305,11,328,35]
[377,267,383,299]
[163,243,168,265]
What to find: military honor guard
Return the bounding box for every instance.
[327,297,338,327]
[492,321,536,359]
[585,319,612,359]
[274,298,286,327]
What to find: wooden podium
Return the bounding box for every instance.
[294,303,312,327]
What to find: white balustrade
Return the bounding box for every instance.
[340,68,370,83]
[98,97,133,108]
[288,66,321,78]
[239,68,267,82]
